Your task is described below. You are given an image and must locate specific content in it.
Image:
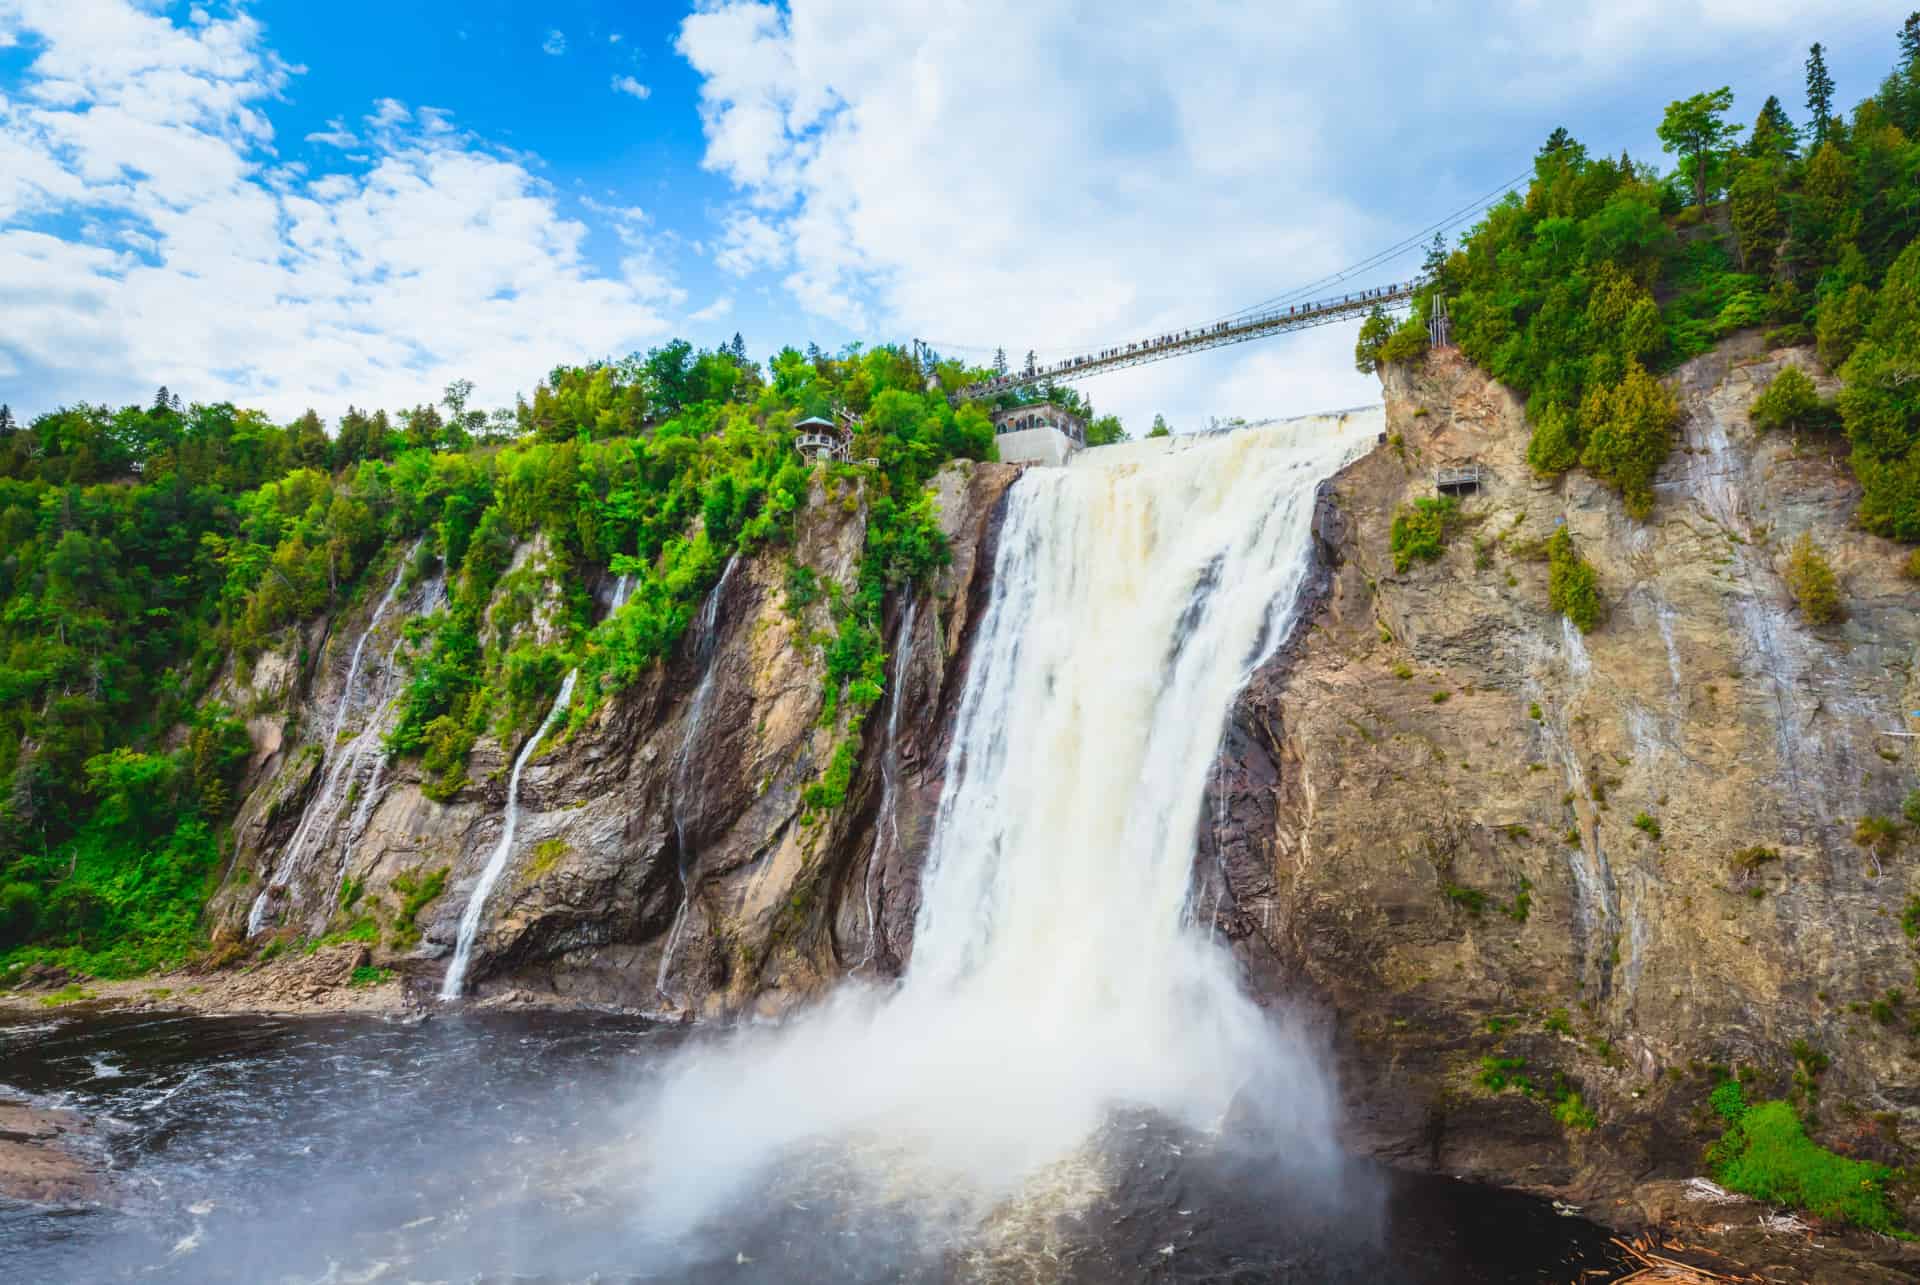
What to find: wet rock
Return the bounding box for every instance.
[0,1101,100,1205]
[1205,339,1920,1220]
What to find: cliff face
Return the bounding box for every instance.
[200,342,1920,1241]
[1206,337,1920,1215]
[211,459,1018,1015]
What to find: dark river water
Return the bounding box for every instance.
[1,1010,1629,1283]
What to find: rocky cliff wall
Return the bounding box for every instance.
[1205,336,1920,1226]
[211,460,1018,1015]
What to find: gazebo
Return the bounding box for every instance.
[794,415,849,464]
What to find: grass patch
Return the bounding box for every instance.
[36,983,97,1007]
[1632,811,1661,840]
[1390,496,1461,573]
[348,964,394,988]
[1706,1082,1899,1233]
[1477,1055,1533,1094]
[388,866,449,950]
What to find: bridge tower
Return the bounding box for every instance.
[1427,291,1452,349]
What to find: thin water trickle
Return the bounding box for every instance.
[248,542,420,937]
[858,594,917,969]
[656,555,738,1004]
[440,669,579,999]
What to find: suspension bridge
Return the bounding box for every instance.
[952,279,1426,402]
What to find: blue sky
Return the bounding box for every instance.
[0,0,1905,434]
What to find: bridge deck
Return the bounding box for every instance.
[957,280,1420,402]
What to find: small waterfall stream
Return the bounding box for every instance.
[655,554,739,1005]
[857,593,917,969]
[439,670,579,999]
[439,574,631,999]
[248,542,419,937]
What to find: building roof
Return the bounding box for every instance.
[794,415,836,431]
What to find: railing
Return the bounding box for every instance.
[1435,464,1483,492]
[957,280,1421,402]
[795,431,847,461]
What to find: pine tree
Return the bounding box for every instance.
[0,405,12,434]
[992,347,1008,376]
[1024,350,1037,376]
[151,386,173,414]
[1747,95,1799,161]
[1806,43,1836,147]
[1902,11,1920,66]
[1421,232,1449,280]
[728,331,749,364]
[1538,126,1576,158]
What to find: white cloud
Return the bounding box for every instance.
[711,210,787,277]
[542,29,566,56]
[609,32,623,45]
[611,75,651,101]
[675,0,1884,431]
[0,0,677,418]
[305,118,357,148]
[689,295,734,323]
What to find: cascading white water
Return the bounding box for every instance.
[635,412,1372,1230]
[440,669,579,999]
[439,573,633,999]
[248,542,419,937]
[655,554,738,1005]
[858,593,917,969]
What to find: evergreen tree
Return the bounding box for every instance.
[992,347,1008,376]
[1538,126,1577,159]
[1024,350,1037,376]
[1806,43,1836,146]
[289,409,329,469]
[1147,414,1171,439]
[1747,95,1798,161]
[1902,11,1920,66]
[0,405,12,435]
[151,386,173,414]
[728,331,749,364]
[1421,232,1449,280]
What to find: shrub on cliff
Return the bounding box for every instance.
[1389,496,1460,572]
[1577,360,1677,519]
[1783,532,1844,624]
[1547,528,1604,632]
[1377,314,1431,367]
[1707,1081,1899,1233]
[1749,365,1833,433]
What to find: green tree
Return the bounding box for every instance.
[1354,305,1396,373]
[1658,87,1743,210]
[1838,241,1920,539]
[1750,366,1826,433]
[1579,360,1677,518]
[1784,532,1844,623]
[1806,44,1836,147]
[1747,95,1799,162]
[1147,414,1172,438]
[1085,414,1127,446]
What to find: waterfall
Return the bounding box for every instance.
[248,542,418,937]
[440,669,580,999]
[637,413,1369,1230]
[857,593,917,969]
[656,554,739,1005]
[438,571,633,999]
